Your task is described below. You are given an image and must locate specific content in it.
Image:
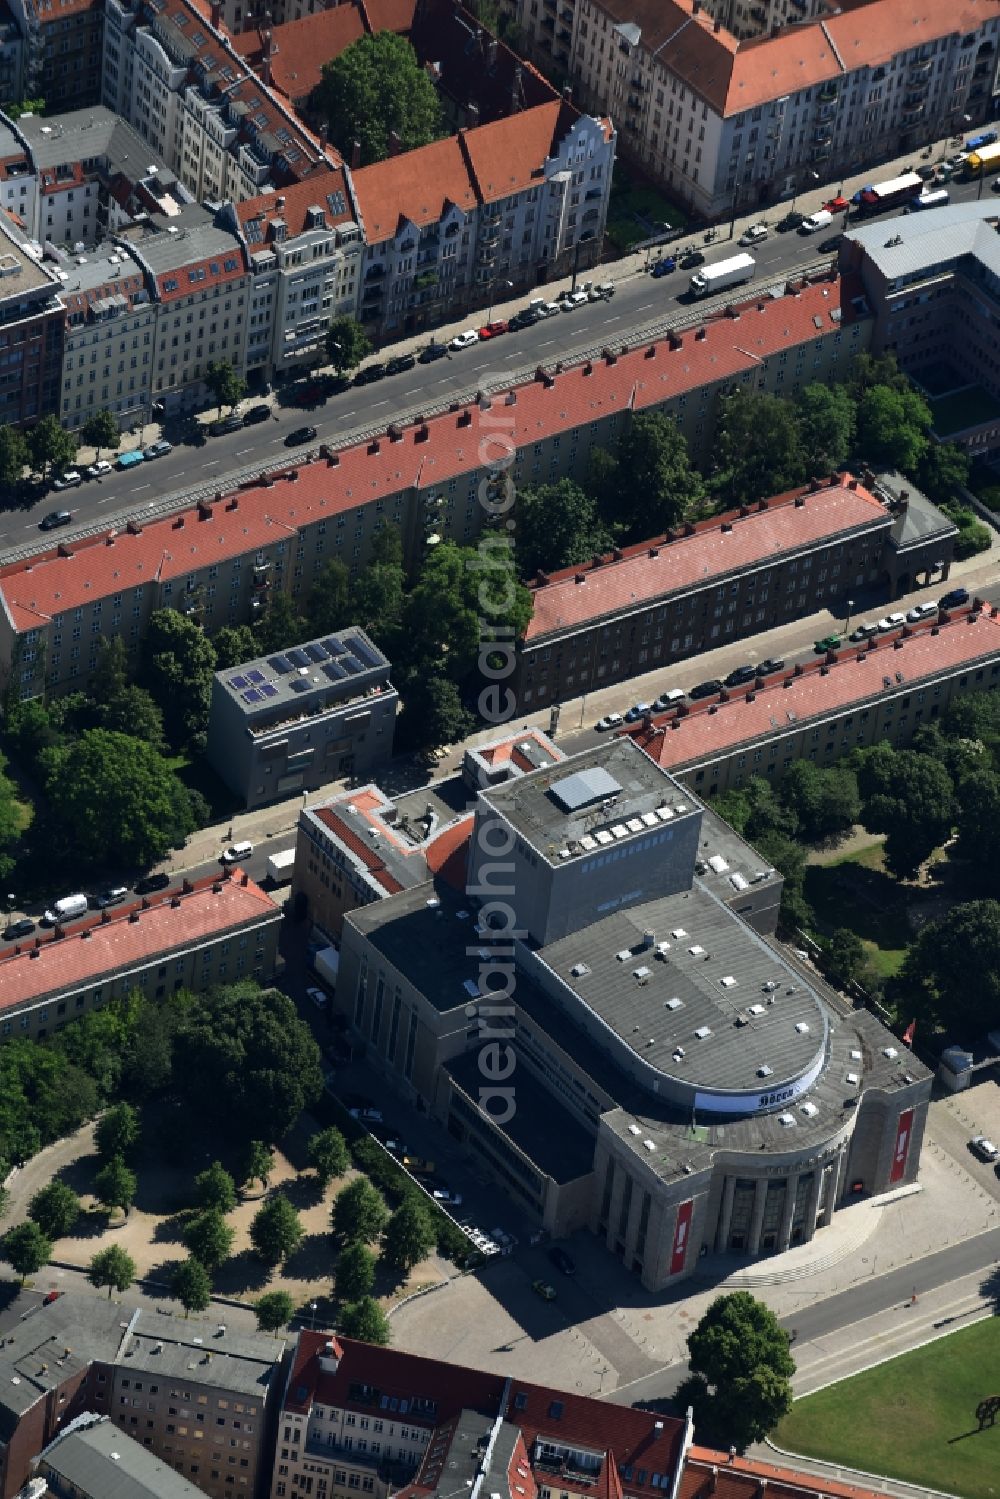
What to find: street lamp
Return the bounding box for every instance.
[309,1301,318,1330]
[487,279,513,321]
[845,597,855,634]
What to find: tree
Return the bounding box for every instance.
[822,927,866,990]
[855,384,931,472]
[212,624,259,671]
[514,479,613,578]
[332,1178,388,1244]
[183,1208,235,1270]
[315,32,444,166]
[81,408,119,458]
[205,359,246,416]
[338,1295,390,1345]
[901,900,1000,1035]
[28,1180,81,1239]
[857,745,955,879]
[307,560,352,637]
[3,1220,52,1282]
[87,640,166,751]
[40,729,197,871]
[795,384,855,476]
[96,1101,141,1161]
[27,414,76,478]
[336,1241,376,1301]
[711,390,805,507]
[254,589,309,655]
[326,316,371,375]
[173,1256,212,1315]
[244,1140,276,1191]
[349,537,405,648]
[778,761,859,843]
[254,1289,295,1332]
[597,411,707,538]
[0,424,29,490]
[917,441,970,505]
[684,1291,794,1450]
[398,675,474,751]
[87,1244,136,1298]
[847,350,912,400]
[93,1154,138,1217]
[308,1126,350,1187]
[249,1194,304,1266]
[0,749,25,882]
[380,1198,435,1275]
[141,610,217,750]
[174,985,324,1143]
[398,540,531,687]
[195,1161,237,1214]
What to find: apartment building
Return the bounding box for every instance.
[0,1295,288,1499]
[292,727,562,940]
[336,735,930,1281]
[503,0,1000,217]
[842,200,1000,460]
[56,239,155,428]
[627,601,1000,795]
[515,472,957,707]
[0,869,281,1040]
[116,202,249,412]
[205,627,398,808]
[0,114,35,225]
[0,208,63,425]
[224,171,362,376]
[34,1415,210,1499]
[0,0,24,105]
[232,0,414,110]
[7,0,104,112]
[270,1332,687,1499]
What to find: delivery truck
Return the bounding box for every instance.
[857,171,922,214]
[689,252,756,298]
[266,847,296,885]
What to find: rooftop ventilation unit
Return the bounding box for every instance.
[627,1123,642,1136]
[762,980,778,992]
[694,1025,712,1040]
[642,1139,656,1152]
[850,1049,862,1061]
[708,854,730,873]
[729,872,749,890]
[672,928,687,939]
[757,1064,773,1077]
[570,962,590,978]
[672,1047,685,1062]
[748,1003,766,1016]
[795,1022,810,1034]
[689,944,705,956]
[664,997,683,1010]
[846,1072,859,1086]
[800,1101,819,1118]
[633,966,652,984]
[882,1046,898,1059]
[720,975,737,988]
[655,941,671,958]
[615,949,632,963]
[778,1112,795,1127]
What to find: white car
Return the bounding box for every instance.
[877,612,906,633]
[739,222,769,245]
[560,289,589,309]
[52,471,82,490]
[85,459,113,478]
[448,329,479,350]
[306,986,327,1010]
[969,1135,999,1162]
[906,600,939,622]
[432,1186,463,1205]
[596,711,624,731]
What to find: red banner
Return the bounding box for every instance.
[669,1199,693,1275]
[889,1108,914,1184]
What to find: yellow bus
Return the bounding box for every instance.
[967,142,1000,175]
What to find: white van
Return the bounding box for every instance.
[913,188,950,209]
[799,209,834,234]
[44,893,89,924]
[221,840,254,864]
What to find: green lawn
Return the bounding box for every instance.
[606,166,687,250]
[803,841,910,978]
[775,1319,1000,1499]
[929,385,1000,438]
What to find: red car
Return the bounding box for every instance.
[823,195,849,212]
[478,321,508,339]
[43,1290,62,1304]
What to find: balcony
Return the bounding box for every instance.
[908,58,932,81]
[812,127,832,146]
[811,144,831,163]
[818,81,840,102]
[901,101,925,122]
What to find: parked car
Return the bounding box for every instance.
[135,872,170,894]
[221,841,254,863]
[939,586,970,608]
[94,886,128,909]
[532,1280,557,1301]
[756,657,785,675]
[906,600,939,622]
[307,986,327,1010]
[209,414,243,435]
[777,209,805,231]
[242,404,271,425]
[42,1290,62,1305]
[653,688,686,710]
[849,622,879,641]
[528,298,556,318]
[401,1154,436,1175]
[507,309,538,330]
[285,425,317,445]
[596,711,624,731]
[969,1135,999,1162]
[560,289,589,309]
[449,330,479,350]
[818,235,844,254]
[823,195,849,212]
[349,1105,384,1123]
[418,342,449,362]
[548,1246,576,1275]
[478,321,508,339]
[52,471,82,490]
[353,362,388,386]
[39,509,73,530]
[739,222,769,246]
[385,353,417,374]
[724,663,757,686]
[679,249,706,268]
[143,439,172,459]
[3,918,35,941]
[431,1186,463,1205]
[651,255,676,277]
[877,612,906,633]
[688,678,723,699]
[624,702,652,722]
[85,459,113,478]
[814,633,842,652]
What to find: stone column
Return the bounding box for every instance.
[778,1173,799,1251]
[804,1165,824,1241]
[824,1149,847,1226]
[747,1177,768,1255]
[715,1176,736,1252]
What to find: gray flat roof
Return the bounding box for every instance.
[19,108,173,184]
[478,738,694,866]
[117,203,242,274]
[348,878,482,1014]
[848,200,1000,280]
[40,1415,208,1499]
[58,242,148,296]
[0,215,61,299]
[217,626,392,727]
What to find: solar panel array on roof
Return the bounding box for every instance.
[304,641,329,663]
[550,766,623,813]
[350,636,380,670]
[261,683,277,698]
[324,661,347,681]
[247,668,266,684]
[243,688,263,704]
[230,674,248,689]
[341,656,360,675]
[269,655,292,674]
[287,648,310,668]
[327,190,346,216]
[323,637,345,656]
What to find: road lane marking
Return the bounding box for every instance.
[130,483,151,493]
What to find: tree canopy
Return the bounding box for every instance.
[183,1208,235,1270]
[711,390,805,507]
[308,1126,350,1187]
[249,1194,304,1266]
[514,479,612,579]
[380,1198,435,1275]
[794,383,855,476]
[195,1161,238,1214]
[88,1244,137,1297]
[212,625,260,671]
[255,1289,295,1332]
[331,1178,388,1244]
[95,1102,141,1161]
[93,1155,138,1216]
[326,316,371,375]
[0,425,29,490]
[315,33,444,166]
[855,384,931,472]
[338,1295,391,1345]
[27,415,76,478]
[141,610,218,750]
[173,1256,213,1314]
[336,1240,376,1301]
[682,1291,795,1450]
[595,411,707,538]
[28,1180,80,1239]
[4,1220,52,1282]
[901,900,1000,1036]
[81,409,119,457]
[856,744,955,879]
[205,360,246,415]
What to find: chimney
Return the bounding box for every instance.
[388,130,402,157]
[713,16,721,29]
[211,0,222,26]
[563,84,573,102]
[467,102,480,128]
[351,140,362,169]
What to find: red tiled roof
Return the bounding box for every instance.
[314,806,407,895]
[32,0,101,21]
[235,7,367,98]
[362,0,416,27]
[236,168,357,237]
[525,476,888,643]
[353,136,479,241]
[682,1449,887,1499]
[424,820,472,891]
[460,103,567,202]
[0,870,276,1012]
[628,607,1000,771]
